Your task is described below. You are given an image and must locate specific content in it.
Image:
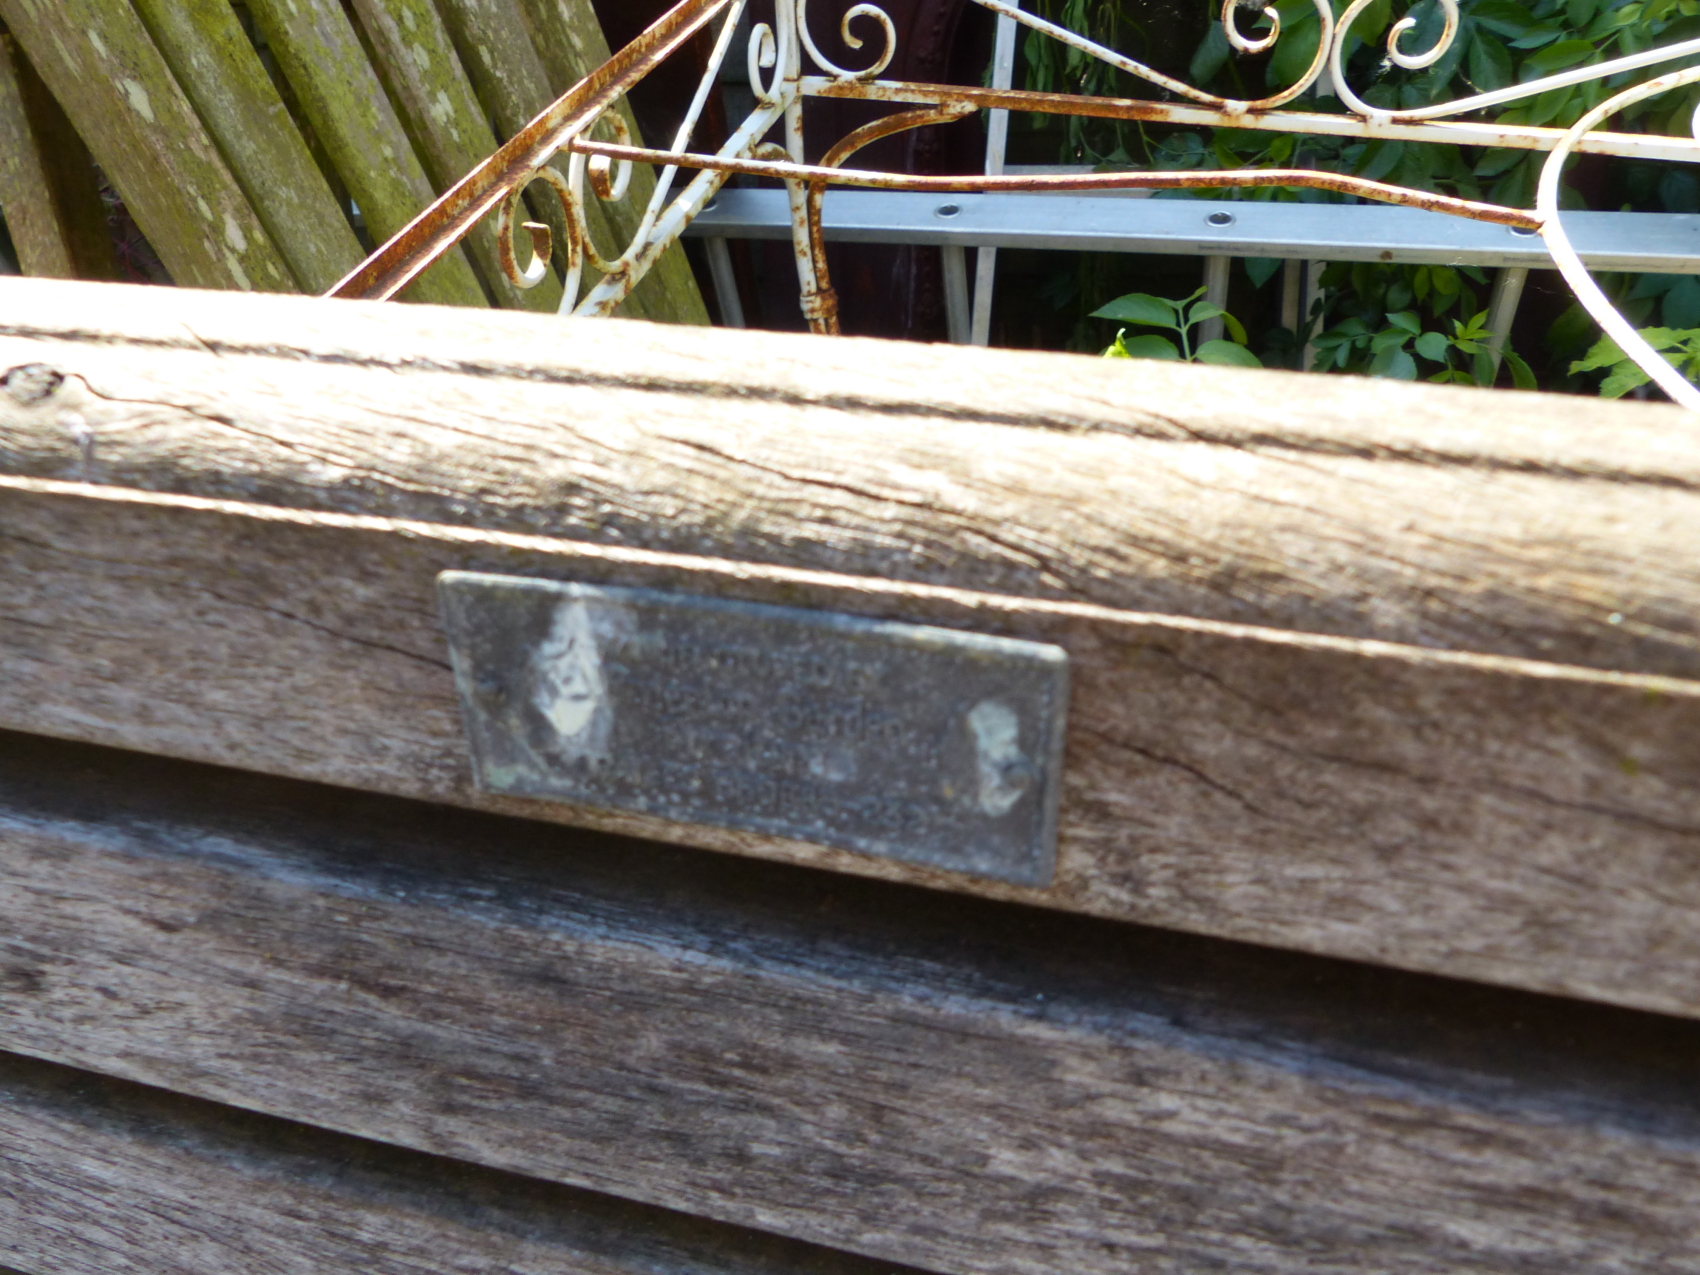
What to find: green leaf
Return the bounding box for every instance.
[1195,339,1264,368]
[1223,312,1251,345]
[1474,146,1524,178]
[1414,330,1451,361]
[1520,38,1596,76]
[1522,84,1575,126]
[1245,257,1283,288]
[1599,363,1652,397]
[1372,327,1414,353]
[1665,277,1700,328]
[1189,21,1234,83]
[1568,0,1599,26]
[1431,266,1461,295]
[1637,326,1688,350]
[1503,349,1538,388]
[1114,333,1184,360]
[1267,8,1323,87]
[1472,0,1540,36]
[1370,347,1420,379]
[1187,301,1227,325]
[1630,273,1681,301]
[1091,293,1180,328]
[1467,32,1516,90]
[1412,266,1432,301]
[1355,139,1406,181]
[1571,334,1627,373]
[1386,309,1423,334]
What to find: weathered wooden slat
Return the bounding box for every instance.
[128,0,364,295]
[432,0,711,325]
[351,0,563,312]
[245,0,488,308]
[0,1048,900,1275]
[0,1047,904,1275]
[6,730,1700,1274]
[0,279,1689,676]
[8,465,1700,1023]
[0,0,293,294]
[516,0,618,94]
[0,30,118,280]
[3,278,1700,1018]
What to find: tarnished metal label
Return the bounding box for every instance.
[438,573,1069,886]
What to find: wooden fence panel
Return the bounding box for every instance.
[431,0,711,325]
[245,0,488,307]
[351,0,564,312]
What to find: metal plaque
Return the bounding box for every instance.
[438,573,1069,886]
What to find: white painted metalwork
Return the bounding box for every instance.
[335,0,1700,404]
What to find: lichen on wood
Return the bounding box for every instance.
[435,0,710,324]
[350,0,562,312]
[0,28,117,280]
[128,0,364,295]
[245,0,488,308]
[0,0,292,293]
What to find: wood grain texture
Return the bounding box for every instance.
[0,277,1691,677]
[129,0,365,295]
[0,1048,904,1275]
[7,731,1700,1274]
[352,0,564,312]
[2,279,1700,1017]
[0,0,293,293]
[6,473,1700,1024]
[431,0,711,325]
[0,31,118,280]
[245,0,488,307]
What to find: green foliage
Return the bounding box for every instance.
[1019,0,1154,162]
[1571,327,1700,395]
[1300,261,1535,385]
[1015,0,1700,392]
[1096,286,1263,365]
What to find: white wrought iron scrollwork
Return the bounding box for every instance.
[335,0,1700,406]
[799,0,898,79]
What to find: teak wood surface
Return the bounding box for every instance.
[2,277,1698,1022]
[6,731,1700,1274]
[0,1032,900,1275]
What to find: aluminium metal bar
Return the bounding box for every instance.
[688,189,1700,274]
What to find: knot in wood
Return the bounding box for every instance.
[2,364,65,407]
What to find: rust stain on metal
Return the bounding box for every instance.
[575,138,1543,229]
[329,0,733,301]
[320,0,1698,402]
